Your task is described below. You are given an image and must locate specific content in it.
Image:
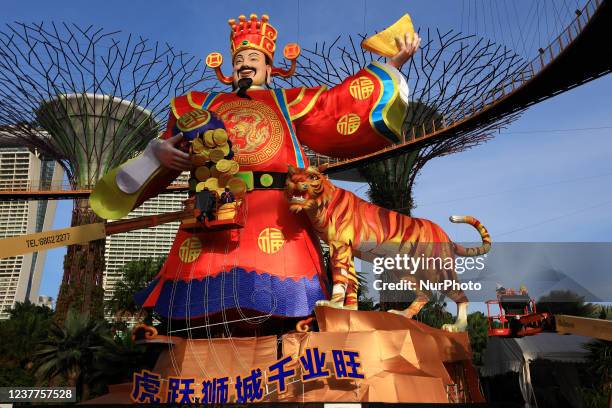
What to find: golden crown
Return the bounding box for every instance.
[205,14,301,85]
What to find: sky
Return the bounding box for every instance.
[2,0,610,308]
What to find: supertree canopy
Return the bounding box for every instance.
[277,29,527,216]
[0,22,218,321]
[35,93,157,189]
[0,22,219,187]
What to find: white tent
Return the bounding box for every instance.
[481,333,592,407]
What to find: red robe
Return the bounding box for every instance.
[130,61,408,319]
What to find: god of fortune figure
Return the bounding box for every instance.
[91,13,420,333]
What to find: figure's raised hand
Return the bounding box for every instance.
[153,133,192,171]
[388,32,421,69]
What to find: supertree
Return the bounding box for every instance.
[0,22,219,322]
[277,28,527,216]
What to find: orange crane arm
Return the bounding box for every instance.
[555,315,612,341]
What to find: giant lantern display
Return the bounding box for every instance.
[89,13,489,404]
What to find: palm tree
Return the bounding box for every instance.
[415,292,454,329]
[89,332,149,397]
[585,340,612,389]
[105,257,165,325]
[536,290,598,318]
[0,301,53,386]
[357,272,379,311]
[467,311,489,366]
[32,310,113,401]
[579,340,612,408]
[0,301,53,365]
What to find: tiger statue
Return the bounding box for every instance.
[285,164,491,332]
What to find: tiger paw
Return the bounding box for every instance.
[441,321,467,332]
[388,309,415,318]
[316,300,347,309]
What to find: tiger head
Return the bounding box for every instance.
[286,164,335,213]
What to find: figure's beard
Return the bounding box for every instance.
[236,78,253,99]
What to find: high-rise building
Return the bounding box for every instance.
[103,172,189,306]
[0,145,64,319]
[36,295,54,309]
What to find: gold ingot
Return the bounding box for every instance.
[227,177,247,197]
[217,202,237,220]
[204,130,216,147]
[209,148,225,163]
[192,138,205,153]
[213,128,228,145]
[216,159,233,173]
[195,166,210,181]
[361,14,415,58]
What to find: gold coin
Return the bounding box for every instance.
[213,128,228,145]
[191,152,209,166]
[210,166,220,179]
[192,138,205,153]
[227,177,247,197]
[204,130,216,147]
[204,178,219,190]
[195,182,207,192]
[229,161,239,175]
[216,159,232,173]
[217,143,230,156]
[195,166,210,181]
[209,148,225,163]
[218,173,231,187]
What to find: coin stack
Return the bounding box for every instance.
[189,128,246,198]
